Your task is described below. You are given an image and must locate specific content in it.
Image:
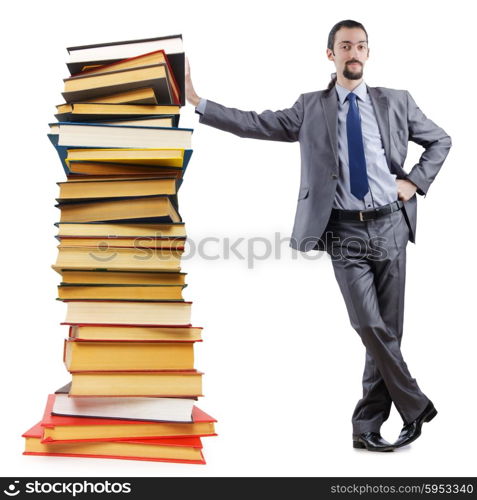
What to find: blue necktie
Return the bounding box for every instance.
[346,92,369,199]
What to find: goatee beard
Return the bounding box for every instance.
[343,65,363,80]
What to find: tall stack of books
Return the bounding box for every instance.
[22,35,217,465]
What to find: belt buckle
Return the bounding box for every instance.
[359,209,375,222]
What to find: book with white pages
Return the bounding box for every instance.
[52,393,194,423]
[49,122,192,149]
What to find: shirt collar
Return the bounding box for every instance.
[335,80,368,104]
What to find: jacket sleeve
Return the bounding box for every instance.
[405,91,452,196]
[198,94,305,143]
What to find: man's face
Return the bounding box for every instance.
[327,27,369,81]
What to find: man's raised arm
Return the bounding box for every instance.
[185,57,304,143]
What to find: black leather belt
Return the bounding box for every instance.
[329,200,404,222]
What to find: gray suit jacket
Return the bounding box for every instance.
[198,86,452,251]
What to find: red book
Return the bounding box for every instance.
[23,422,205,464]
[40,394,217,442]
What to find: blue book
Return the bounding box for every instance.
[48,133,192,181]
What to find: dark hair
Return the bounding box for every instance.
[326,20,368,91]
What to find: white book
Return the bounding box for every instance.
[53,393,194,423]
[67,36,184,63]
[50,123,192,149]
[63,300,192,326]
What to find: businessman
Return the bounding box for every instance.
[186,20,451,452]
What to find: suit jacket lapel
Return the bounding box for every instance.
[367,86,392,172]
[321,90,339,168]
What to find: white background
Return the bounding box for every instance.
[1,0,475,477]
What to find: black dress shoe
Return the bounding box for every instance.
[352,432,394,452]
[393,401,438,449]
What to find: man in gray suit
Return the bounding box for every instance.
[185,20,451,452]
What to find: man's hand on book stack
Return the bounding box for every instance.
[185,57,201,107]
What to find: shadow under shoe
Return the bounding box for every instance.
[353,432,394,452]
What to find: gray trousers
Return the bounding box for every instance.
[323,208,430,434]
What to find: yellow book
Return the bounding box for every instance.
[63,300,191,325]
[70,371,203,397]
[99,117,173,127]
[58,196,180,223]
[64,340,195,371]
[57,270,187,285]
[66,163,183,176]
[56,88,160,107]
[53,246,182,272]
[68,325,202,342]
[58,284,185,301]
[63,65,173,104]
[57,237,185,250]
[56,222,186,238]
[65,65,169,92]
[74,50,180,103]
[66,148,184,166]
[23,423,205,463]
[40,419,214,442]
[57,177,177,200]
[56,101,179,115]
